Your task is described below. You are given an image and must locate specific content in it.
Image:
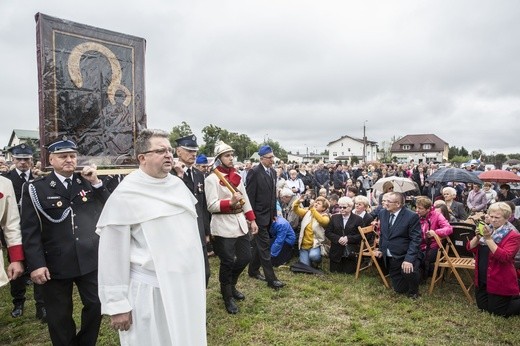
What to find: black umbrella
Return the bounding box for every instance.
[426,168,483,184]
[289,261,324,275]
[505,159,520,165]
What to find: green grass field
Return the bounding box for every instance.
[1,256,519,345]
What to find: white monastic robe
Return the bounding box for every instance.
[97,169,206,345]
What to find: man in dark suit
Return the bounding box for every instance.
[246,145,284,289]
[2,144,46,321]
[21,137,110,345]
[174,134,211,286]
[375,192,422,299]
[325,196,364,274]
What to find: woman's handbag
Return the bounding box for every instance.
[342,244,358,259]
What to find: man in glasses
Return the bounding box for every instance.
[374,192,422,299]
[97,129,206,344]
[246,145,285,289]
[2,144,46,321]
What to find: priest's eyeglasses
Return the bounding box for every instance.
[142,147,174,155]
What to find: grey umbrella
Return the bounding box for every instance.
[426,168,483,184]
[505,159,520,165]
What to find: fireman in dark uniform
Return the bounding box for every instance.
[2,143,46,321]
[20,137,110,346]
[174,134,211,287]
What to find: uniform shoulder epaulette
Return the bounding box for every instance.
[30,176,46,183]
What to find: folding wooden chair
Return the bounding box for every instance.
[428,233,475,303]
[355,225,390,288]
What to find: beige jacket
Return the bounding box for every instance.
[205,172,255,238]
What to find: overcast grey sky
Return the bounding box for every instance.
[1,0,519,156]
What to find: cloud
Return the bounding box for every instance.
[1,0,519,157]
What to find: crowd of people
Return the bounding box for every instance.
[1,135,520,345]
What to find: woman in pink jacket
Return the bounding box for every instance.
[468,202,520,317]
[415,196,453,279]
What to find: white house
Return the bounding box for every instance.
[390,134,448,163]
[327,135,378,163]
[287,153,328,164]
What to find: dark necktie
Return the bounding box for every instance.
[266,169,271,177]
[64,178,72,192]
[20,172,26,181]
[389,214,395,227]
[185,168,194,190]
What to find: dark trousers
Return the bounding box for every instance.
[213,234,251,286]
[420,248,438,280]
[202,244,210,288]
[387,257,421,295]
[41,270,101,346]
[475,285,520,317]
[330,257,357,274]
[248,225,278,282]
[271,243,293,267]
[10,271,45,308]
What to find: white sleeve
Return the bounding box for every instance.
[97,224,132,316]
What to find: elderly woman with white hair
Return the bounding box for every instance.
[468,202,520,317]
[352,195,374,227]
[325,197,364,274]
[442,186,467,221]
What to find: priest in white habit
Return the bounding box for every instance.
[96,129,206,345]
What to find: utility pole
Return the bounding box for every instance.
[363,120,367,163]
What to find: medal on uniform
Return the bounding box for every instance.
[57,201,63,207]
[80,190,88,202]
[50,180,56,188]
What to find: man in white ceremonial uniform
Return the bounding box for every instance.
[96,129,206,345]
[0,176,24,287]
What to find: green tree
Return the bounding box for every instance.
[459,146,469,157]
[448,146,459,160]
[508,153,520,160]
[200,125,259,161]
[451,155,471,165]
[471,150,482,159]
[495,154,507,168]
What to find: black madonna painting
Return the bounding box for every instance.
[36,13,146,168]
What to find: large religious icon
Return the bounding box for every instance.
[35,13,146,168]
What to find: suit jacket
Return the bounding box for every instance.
[448,200,467,221]
[21,172,110,279]
[246,164,276,227]
[378,207,422,263]
[181,167,210,244]
[359,212,374,227]
[325,213,364,262]
[2,169,34,203]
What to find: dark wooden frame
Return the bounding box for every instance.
[35,13,146,168]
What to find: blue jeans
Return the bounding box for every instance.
[299,247,321,266]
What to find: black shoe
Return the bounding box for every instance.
[231,286,245,301]
[224,298,239,314]
[11,304,24,318]
[36,307,47,323]
[249,272,266,281]
[267,280,285,290]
